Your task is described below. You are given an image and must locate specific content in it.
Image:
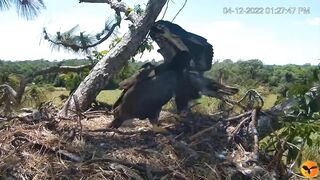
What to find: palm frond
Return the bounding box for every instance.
[0,0,11,10]
[45,25,96,54]
[14,0,46,20]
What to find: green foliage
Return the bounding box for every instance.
[261,85,320,171]
[23,84,47,107]
[7,74,22,89]
[208,60,319,96]
[0,59,90,87]
[208,59,320,169]
[109,37,122,50]
[106,62,140,89]
[133,5,144,15]
[45,25,96,53]
[46,84,56,92]
[92,50,108,61]
[57,73,84,91]
[0,0,45,20]
[135,38,154,57]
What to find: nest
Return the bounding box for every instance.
[0,100,282,179]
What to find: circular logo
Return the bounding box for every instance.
[300,161,319,178]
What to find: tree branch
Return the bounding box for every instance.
[15,64,93,103]
[60,0,167,115]
[43,19,119,53]
[30,64,92,78]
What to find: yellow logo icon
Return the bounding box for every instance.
[300,161,319,178]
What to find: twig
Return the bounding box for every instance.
[249,109,259,161]
[171,0,187,22]
[86,128,139,135]
[204,162,222,179]
[222,97,247,110]
[12,132,81,162]
[231,116,252,136]
[225,111,252,121]
[189,123,220,141]
[83,158,170,174]
[238,89,264,109]
[161,0,169,19]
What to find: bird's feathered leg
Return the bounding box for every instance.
[174,72,201,118]
[108,116,127,129]
[175,94,189,118]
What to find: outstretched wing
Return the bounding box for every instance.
[113,64,156,110]
[118,66,155,90]
[152,20,213,71]
[183,38,213,71]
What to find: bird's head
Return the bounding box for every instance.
[150,20,213,71]
[150,20,189,52]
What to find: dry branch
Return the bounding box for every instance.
[249,109,259,160]
[189,123,220,141]
[14,64,92,104]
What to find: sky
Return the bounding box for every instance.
[0,0,319,65]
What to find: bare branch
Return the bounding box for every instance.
[171,0,187,22]
[14,64,93,103]
[31,64,92,78]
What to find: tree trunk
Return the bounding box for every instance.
[59,0,167,116]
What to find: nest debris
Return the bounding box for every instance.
[0,94,284,179]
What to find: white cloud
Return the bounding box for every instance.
[306,17,320,26]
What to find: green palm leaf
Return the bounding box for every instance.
[0,0,45,20]
[0,0,10,10]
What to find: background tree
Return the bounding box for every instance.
[50,0,167,116]
[1,0,167,116]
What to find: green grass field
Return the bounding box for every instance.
[263,94,278,110]
[43,88,123,107]
[38,87,278,113]
[96,89,122,104]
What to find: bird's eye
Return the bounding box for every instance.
[151,25,165,34]
[154,23,165,31]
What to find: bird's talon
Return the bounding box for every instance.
[151,125,167,133]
